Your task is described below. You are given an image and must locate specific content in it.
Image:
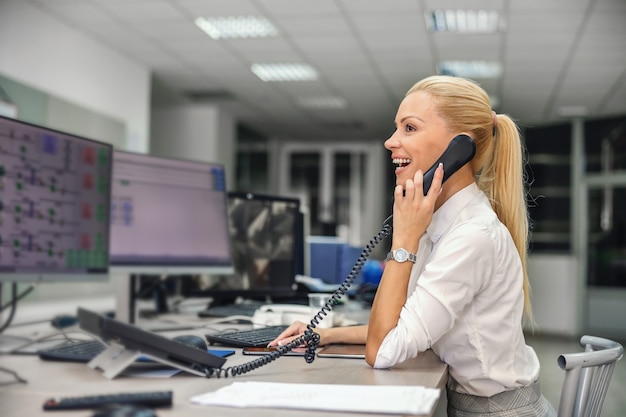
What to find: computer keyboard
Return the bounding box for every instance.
[197,303,262,318]
[205,325,288,348]
[38,339,106,362]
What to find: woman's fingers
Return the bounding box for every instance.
[267,321,305,347]
[426,163,444,198]
[392,165,444,243]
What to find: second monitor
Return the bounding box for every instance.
[109,151,234,322]
[189,192,305,305]
[109,150,233,274]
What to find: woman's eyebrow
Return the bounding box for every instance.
[398,115,425,124]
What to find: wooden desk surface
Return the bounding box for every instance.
[0,303,448,417]
[0,348,447,417]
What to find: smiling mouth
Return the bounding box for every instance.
[392,158,411,170]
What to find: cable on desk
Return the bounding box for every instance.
[8,329,95,355]
[0,283,18,334]
[0,366,28,385]
[0,283,35,333]
[206,217,392,378]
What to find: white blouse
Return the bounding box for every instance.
[374,183,540,397]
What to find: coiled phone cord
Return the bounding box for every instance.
[206,216,393,378]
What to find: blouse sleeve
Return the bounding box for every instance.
[374,221,496,369]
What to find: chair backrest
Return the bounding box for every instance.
[557,335,623,417]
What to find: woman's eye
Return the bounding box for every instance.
[405,124,416,132]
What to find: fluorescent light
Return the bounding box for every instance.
[437,61,502,79]
[251,64,318,82]
[296,97,347,110]
[426,10,502,33]
[195,16,278,39]
[558,106,588,117]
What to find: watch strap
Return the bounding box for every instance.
[385,248,417,263]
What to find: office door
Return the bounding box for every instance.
[277,142,385,247]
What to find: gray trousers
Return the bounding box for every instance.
[447,381,557,417]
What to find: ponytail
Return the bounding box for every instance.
[480,115,533,324]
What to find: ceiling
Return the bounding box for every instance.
[23,0,626,142]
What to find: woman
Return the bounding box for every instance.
[269,75,555,416]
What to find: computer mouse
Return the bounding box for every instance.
[92,405,156,417]
[51,314,78,329]
[172,334,208,351]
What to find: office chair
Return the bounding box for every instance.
[557,335,623,417]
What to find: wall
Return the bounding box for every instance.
[0,74,126,150]
[0,0,151,306]
[150,104,236,189]
[527,255,581,337]
[0,0,150,152]
[587,287,626,339]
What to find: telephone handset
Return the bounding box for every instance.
[421,134,476,195]
[207,135,476,378]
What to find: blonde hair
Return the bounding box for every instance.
[408,75,533,322]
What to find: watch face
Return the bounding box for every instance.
[395,248,408,262]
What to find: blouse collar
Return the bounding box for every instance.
[426,183,482,245]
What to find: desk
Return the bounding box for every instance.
[0,300,448,416]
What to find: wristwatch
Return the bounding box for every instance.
[385,248,417,263]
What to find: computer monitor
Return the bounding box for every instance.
[108,150,234,322]
[0,116,113,283]
[109,150,233,274]
[187,192,305,305]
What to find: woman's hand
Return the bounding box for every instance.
[391,164,443,251]
[268,323,368,349]
[266,321,326,347]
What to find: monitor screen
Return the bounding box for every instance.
[188,192,304,303]
[0,116,112,283]
[108,150,233,275]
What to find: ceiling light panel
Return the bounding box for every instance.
[195,16,278,39]
[426,10,502,33]
[296,97,347,110]
[437,61,502,79]
[251,64,318,82]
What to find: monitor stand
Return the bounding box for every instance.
[112,271,135,325]
[112,272,195,332]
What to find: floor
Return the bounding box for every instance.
[526,334,626,417]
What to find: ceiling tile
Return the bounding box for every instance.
[339,0,422,14]
[175,0,261,16]
[225,38,303,63]
[508,0,590,12]
[257,0,341,17]
[424,0,505,9]
[275,16,352,37]
[434,34,502,60]
[98,1,187,21]
[601,77,626,115]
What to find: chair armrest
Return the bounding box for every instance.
[557,335,623,370]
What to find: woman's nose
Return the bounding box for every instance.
[384,134,400,150]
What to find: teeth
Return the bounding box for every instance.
[392,158,411,166]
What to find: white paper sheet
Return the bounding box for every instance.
[190,381,440,415]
